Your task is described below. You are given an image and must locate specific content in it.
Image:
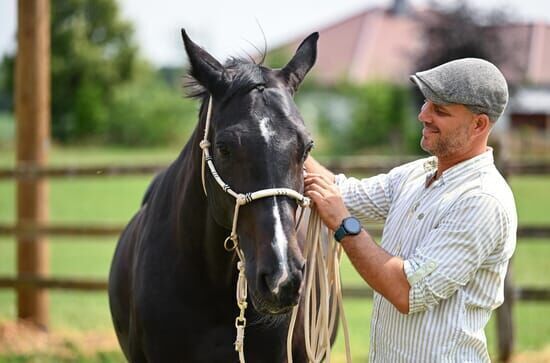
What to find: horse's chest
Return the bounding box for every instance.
[193,324,240,362]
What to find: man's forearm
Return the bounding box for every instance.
[340,229,410,314]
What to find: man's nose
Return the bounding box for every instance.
[418,102,431,123]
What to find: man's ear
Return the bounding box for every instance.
[473,114,492,134]
[181,29,226,94]
[280,32,319,93]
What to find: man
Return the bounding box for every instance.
[304,58,517,362]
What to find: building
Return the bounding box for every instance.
[275,1,550,132]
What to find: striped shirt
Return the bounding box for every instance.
[335,149,517,363]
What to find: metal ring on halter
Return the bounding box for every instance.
[224,235,238,251]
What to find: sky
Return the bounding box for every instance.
[1,0,550,67]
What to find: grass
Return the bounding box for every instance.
[0,113,15,149]
[0,147,549,361]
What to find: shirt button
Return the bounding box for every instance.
[418,213,424,220]
[428,261,436,269]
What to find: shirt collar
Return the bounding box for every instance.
[422,148,494,187]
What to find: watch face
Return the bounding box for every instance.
[343,217,361,234]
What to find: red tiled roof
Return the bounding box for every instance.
[278,7,550,86]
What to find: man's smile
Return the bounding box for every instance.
[422,126,440,136]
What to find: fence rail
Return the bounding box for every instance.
[1,159,550,180]
[1,276,550,302]
[0,276,107,291]
[0,164,165,180]
[2,224,550,239]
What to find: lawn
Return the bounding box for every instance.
[0,146,549,361]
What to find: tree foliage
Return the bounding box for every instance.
[1,0,138,142]
[416,1,512,79]
[0,0,200,146]
[50,0,138,142]
[295,81,420,155]
[107,71,196,147]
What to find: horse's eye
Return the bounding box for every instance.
[216,143,231,157]
[303,141,315,161]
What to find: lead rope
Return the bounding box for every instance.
[199,97,351,363]
[287,209,352,363]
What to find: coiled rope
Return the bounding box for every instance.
[287,208,352,363]
[200,97,351,362]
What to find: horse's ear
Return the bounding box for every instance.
[280,32,319,93]
[181,29,225,94]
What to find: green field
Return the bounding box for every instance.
[0,147,549,361]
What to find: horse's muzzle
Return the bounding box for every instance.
[250,258,305,315]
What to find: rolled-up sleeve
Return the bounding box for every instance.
[404,193,510,314]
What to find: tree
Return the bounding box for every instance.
[50,0,138,142]
[1,0,138,142]
[415,1,513,81]
[0,56,14,111]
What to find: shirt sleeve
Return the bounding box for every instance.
[403,193,510,314]
[335,160,419,223]
[334,172,394,223]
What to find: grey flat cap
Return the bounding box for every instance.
[410,58,509,121]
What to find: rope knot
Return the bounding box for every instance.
[199,140,211,150]
[299,196,311,208]
[236,194,248,206]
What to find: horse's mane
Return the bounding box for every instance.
[183,57,268,101]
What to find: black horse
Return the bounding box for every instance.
[108,29,319,362]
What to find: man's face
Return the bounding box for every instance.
[417,100,476,158]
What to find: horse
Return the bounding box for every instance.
[108,29,320,362]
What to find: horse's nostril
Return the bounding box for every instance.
[260,270,288,296]
[259,270,277,295]
[262,273,272,293]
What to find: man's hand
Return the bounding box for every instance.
[304,172,349,231]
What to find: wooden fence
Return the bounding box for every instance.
[1,157,549,362]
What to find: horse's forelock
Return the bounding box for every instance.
[183,57,270,101]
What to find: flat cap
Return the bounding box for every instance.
[410,58,509,121]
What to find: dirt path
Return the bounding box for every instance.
[1,320,550,362]
[511,346,550,363]
[0,320,119,357]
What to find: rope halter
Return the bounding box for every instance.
[199,96,310,361]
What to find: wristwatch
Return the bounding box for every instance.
[334,216,362,242]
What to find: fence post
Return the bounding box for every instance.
[493,137,515,362]
[15,0,51,328]
[497,265,515,362]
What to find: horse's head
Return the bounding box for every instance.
[182,30,318,314]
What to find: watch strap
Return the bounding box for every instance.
[334,225,347,242]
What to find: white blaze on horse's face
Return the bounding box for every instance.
[256,114,298,295]
[271,200,289,295]
[255,114,290,294]
[258,117,275,144]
